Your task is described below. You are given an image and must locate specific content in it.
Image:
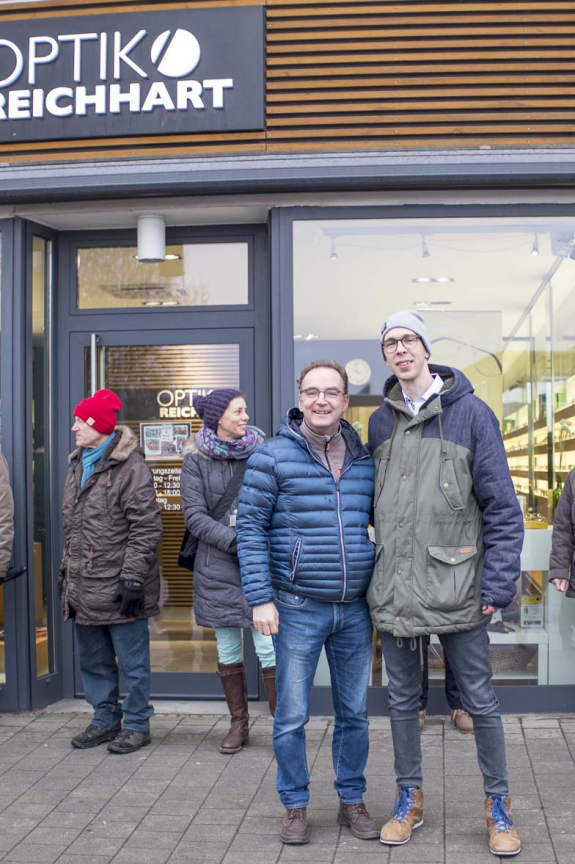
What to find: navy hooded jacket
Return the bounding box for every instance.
[236,410,375,606]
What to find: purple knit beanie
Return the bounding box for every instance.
[193,389,243,432]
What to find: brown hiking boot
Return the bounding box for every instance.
[280,807,310,844]
[261,666,277,717]
[419,709,426,730]
[217,662,249,754]
[485,796,521,856]
[451,708,474,734]
[380,787,423,846]
[337,802,379,839]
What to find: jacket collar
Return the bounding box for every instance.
[383,364,472,415]
[278,408,369,462]
[69,425,140,469]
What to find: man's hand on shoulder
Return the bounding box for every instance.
[253,602,279,636]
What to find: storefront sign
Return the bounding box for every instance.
[0,7,264,142]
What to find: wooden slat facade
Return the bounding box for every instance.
[1,0,574,162]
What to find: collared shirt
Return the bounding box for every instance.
[402,374,444,416]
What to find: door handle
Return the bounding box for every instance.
[1,567,27,585]
[90,333,99,396]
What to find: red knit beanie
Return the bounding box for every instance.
[73,389,122,435]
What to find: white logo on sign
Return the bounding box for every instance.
[151,29,201,78]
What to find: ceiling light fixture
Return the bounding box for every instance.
[531,235,539,257]
[143,300,161,307]
[435,277,455,283]
[165,253,181,261]
[305,333,319,340]
[137,214,165,263]
[330,239,338,261]
[162,301,179,306]
[412,277,433,283]
[421,236,430,259]
[411,277,455,284]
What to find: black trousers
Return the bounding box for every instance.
[419,635,463,711]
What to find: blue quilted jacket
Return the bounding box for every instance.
[236,410,375,605]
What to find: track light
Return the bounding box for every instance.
[531,235,539,257]
[421,236,430,259]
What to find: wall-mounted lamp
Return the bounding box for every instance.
[137,214,166,262]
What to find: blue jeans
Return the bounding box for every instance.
[215,627,276,668]
[381,623,508,796]
[74,619,153,733]
[272,591,373,809]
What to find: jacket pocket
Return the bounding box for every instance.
[275,589,307,608]
[439,459,464,510]
[426,544,477,612]
[289,538,302,582]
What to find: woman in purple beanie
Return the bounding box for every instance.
[180,389,275,753]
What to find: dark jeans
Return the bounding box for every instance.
[74,619,153,733]
[419,636,462,711]
[381,624,509,796]
[272,592,373,809]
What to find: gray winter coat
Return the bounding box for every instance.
[180,438,253,629]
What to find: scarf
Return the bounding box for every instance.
[195,425,262,460]
[81,433,114,487]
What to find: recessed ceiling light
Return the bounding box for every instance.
[165,254,181,261]
[162,301,179,306]
[305,333,319,340]
[412,277,433,283]
[435,277,455,283]
[143,300,161,307]
[294,334,303,340]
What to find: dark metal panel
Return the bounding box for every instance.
[3,150,575,203]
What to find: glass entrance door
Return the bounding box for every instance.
[68,329,259,699]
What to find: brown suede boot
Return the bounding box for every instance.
[280,807,310,844]
[217,662,249,754]
[485,796,521,856]
[261,666,277,716]
[380,787,423,846]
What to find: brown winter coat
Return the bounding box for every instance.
[59,426,162,625]
[0,453,14,579]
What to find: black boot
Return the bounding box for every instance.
[71,723,121,749]
[217,662,249,754]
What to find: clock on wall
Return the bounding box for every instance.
[345,358,372,387]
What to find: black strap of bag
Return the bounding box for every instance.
[178,460,248,571]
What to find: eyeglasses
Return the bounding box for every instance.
[382,334,420,353]
[300,388,345,401]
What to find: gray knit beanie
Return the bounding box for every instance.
[380,310,432,357]
[193,389,242,432]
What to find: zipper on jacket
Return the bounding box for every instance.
[289,538,302,582]
[336,484,348,601]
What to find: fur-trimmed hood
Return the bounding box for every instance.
[68,425,140,465]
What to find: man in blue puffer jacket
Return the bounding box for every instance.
[237,360,377,846]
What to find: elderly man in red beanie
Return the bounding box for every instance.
[60,389,162,754]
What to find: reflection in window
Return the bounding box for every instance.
[294,217,575,689]
[77,243,249,309]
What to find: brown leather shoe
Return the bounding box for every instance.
[262,666,277,717]
[419,709,426,730]
[280,807,310,844]
[337,802,379,839]
[451,708,474,734]
[485,796,521,856]
[217,662,249,754]
[380,787,423,846]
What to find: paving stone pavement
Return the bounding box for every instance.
[0,710,571,864]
